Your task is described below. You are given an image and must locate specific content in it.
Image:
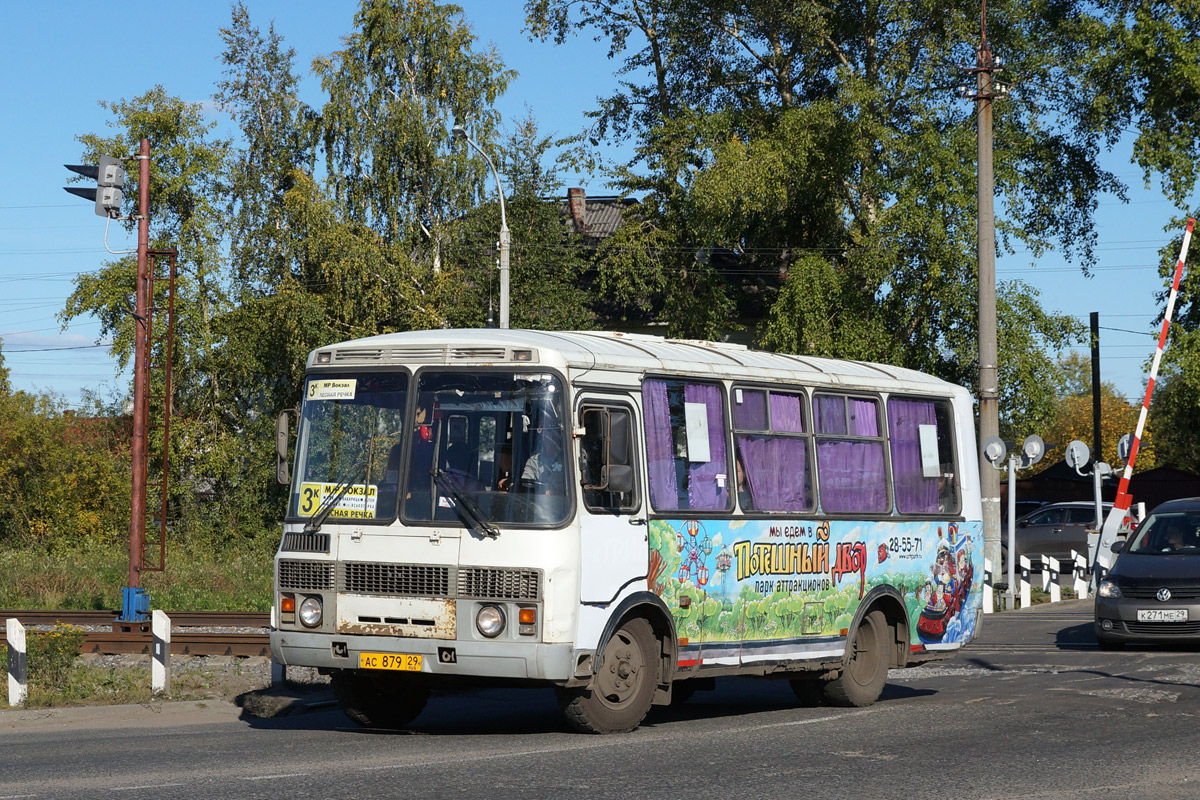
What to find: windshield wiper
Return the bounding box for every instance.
[304,464,368,534]
[432,469,499,538]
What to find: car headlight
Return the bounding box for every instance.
[299,596,323,627]
[1097,580,1123,599]
[476,605,506,638]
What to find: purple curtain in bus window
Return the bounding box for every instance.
[642,380,677,509]
[817,440,887,512]
[769,392,804,432]
[850,398,878,436]
[733,389,768,430]
[684,383,728,510]
[737,435,810,510]
[816,395,846,434]
[888,399,939,513]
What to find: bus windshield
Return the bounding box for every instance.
[405,370,569,527]
[290,372,408,523]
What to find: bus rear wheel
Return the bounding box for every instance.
[559,617,658,733]
[331,672,430,729]
[823,609,890,707]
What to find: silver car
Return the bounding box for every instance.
[1003,501,1112,570]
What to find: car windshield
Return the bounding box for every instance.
[1126,511,1200,555]
[404,370,569,527]
[289,372,408,523]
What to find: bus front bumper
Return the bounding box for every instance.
[271,629,576,682]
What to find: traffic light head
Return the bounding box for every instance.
[63,155,126,218]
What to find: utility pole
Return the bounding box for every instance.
[124,137,152,624]
[452,125,510,328]
[963,1,1008,575]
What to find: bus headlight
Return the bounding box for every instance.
[299,596,323,627]
[476,605,506,638]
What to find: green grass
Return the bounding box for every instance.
[0,541,274,611]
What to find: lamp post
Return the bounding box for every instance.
[452,124,510,329]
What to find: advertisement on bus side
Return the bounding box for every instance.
[648,518,981,666]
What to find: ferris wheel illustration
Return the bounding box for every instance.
[676,520,714,586]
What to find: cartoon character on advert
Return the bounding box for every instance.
[917,525,972,643]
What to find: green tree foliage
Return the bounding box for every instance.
[0,392,129,550]
[314,0,514,261]
[996,282,1084,439]
[525,0,1195,396]
[1040,351,1150,470]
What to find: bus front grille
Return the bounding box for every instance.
[281,560,543,602]
[279,559,335,591]
[458,567,541,601]
[341,562,451,597]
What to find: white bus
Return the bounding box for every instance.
[270,329,983,733]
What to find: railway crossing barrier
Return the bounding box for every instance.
[1045,557,1062,603]
[152,610,170,694]
[6,618,26,707]
[1019,555,1032,608]
[983,558,993,613]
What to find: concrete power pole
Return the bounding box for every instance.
[965,2,1008,577]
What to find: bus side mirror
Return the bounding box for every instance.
[276,410,292,485]
[607,464,634,494]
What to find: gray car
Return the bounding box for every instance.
[1095,497,1200,649]
[1003,501,1112,570]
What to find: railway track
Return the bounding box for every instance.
[0,610,271,657]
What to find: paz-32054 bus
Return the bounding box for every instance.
[270,329,982,733]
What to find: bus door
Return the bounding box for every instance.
[576,399,646,604]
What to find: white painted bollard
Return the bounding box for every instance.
[6,618,27,707]
[152,610,170,695]
[983,558,993,614]
[1047,557,1062,603]
[1040,555,1051,592]
[1019,555,1032,609]
[1071,550,1089,597]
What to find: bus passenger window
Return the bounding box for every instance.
[732,388,812,512]
[642,379,730,512]
[887,397,959,515]
[814,394,887,513]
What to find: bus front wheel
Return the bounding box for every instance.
[331,672,429,729]
[823,609,890,707]
[559,617,659,733]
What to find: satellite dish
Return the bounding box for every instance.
[1065,440,1091,469]
[1117,433,1134,462]
[983,436,1007,466]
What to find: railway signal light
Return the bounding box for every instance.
[63,155,126,217]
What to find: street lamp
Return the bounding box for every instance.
[452,124,510,329]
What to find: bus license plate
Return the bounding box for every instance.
[359,652,423,671]
[1136,609,1188,622]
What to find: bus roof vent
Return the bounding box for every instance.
[333,348,385,363]
[449,346,507,361]
[389,346,447,362]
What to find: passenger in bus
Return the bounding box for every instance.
[495,446,514,491]
[519,432,564,492]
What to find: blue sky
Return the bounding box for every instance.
[1,1,1195,410]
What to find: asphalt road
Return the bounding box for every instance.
[4,599,1199,800]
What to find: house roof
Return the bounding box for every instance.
[560,188,639,245]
